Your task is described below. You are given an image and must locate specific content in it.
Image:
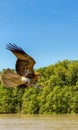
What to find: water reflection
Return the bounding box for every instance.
[0,114,78,130]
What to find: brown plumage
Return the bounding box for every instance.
[1,43,40,88]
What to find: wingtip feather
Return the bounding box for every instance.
[6,43,25,53]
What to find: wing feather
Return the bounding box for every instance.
[6,43,35,63]
[6,43,36,76]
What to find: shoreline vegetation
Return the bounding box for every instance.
[0,59,78,114]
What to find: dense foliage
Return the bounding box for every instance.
[0,60,78,114]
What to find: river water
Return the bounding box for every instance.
[0,114,78,130]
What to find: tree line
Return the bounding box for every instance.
[0,59,78,114]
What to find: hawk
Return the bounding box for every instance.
[1,43,40,88]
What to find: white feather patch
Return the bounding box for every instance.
[21,77,30,83]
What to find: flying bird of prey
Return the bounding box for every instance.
[1,43,40,88]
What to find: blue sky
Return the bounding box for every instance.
[0,0,78,71]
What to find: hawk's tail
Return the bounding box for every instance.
[1,69,23,88]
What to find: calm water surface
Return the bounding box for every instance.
[0,114,78,130]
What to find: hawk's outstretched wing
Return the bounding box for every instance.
[6,43,36,76]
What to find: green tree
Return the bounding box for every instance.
[22,87,39,114]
